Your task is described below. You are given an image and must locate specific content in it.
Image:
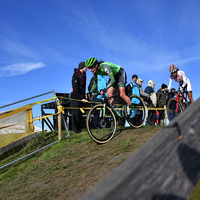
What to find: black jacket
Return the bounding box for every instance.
[70,68,86,100]
[156,89,167,108]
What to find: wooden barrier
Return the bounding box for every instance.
[81,98,200,200]
[57,101,62,141]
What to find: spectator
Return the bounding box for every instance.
[137,78,150,124]
[132,74,138,83]
[89,75,107,130]
[87,76,98,101]
[156,84,168,126]
[88,75,107,101]
[167,88,176,121]
[125,74,139,97]
[96,75,107,101]
[137,78,150,104]
[144,80,157,125]
[70,62,88,134]
[167,88,176,102]
[125,74,140,125]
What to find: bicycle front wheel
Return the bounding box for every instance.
[86,104,116,144]
[126,95,146,128]
[167,98,183,122]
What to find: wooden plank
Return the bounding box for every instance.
[81,98,200,200]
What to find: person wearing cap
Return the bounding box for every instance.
[156,83,168,126]
[135,78,150,125]
[70,62,88,134]
[136,78,150,101]
[144,80,157,125]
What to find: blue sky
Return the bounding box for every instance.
[0,0,200,106]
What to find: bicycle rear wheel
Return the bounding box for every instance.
[167,98,183,122]
[126,95,146,128]
[86,104,116,144]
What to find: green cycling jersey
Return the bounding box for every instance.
[90,62,122,92]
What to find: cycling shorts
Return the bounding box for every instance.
[111,68,127,88]
[181,81,192,92]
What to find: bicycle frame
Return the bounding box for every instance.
[175,93,180,113]
[175,91,188,112]
[86,94,147,143]
[102,98,124,119]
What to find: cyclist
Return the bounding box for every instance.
[85,57,135,111]
[168,64,194,104]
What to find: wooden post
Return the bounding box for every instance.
[57,101,62,140]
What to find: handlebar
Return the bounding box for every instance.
[93,93,119,100]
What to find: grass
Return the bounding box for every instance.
[0,131,60,167]
[189,179,200,200]
[0,125,199,200]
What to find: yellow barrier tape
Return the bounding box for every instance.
[32,113,56,122]
[57,96,167,111]
[57,95,167,112]
[80,108,85,113]
[64,107,92,110]
[65,106,166,111]
[57,105,65,114]
[57,96,101,104]
[146,107,166,111]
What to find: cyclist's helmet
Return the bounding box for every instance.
[169,64,178,73]
[85,57,98,68]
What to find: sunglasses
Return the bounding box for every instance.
[88,65,95,69]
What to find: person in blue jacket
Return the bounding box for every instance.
[88,75,107,130]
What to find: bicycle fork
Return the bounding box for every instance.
[175,94,184,113]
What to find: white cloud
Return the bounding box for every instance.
[0,62,45,77]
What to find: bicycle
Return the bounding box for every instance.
[86,94,146,144]
[167,90,191,122]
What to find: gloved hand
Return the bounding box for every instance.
[100,88,107,95]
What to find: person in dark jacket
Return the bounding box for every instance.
[167,88,176,121]
[144,80,157,125]
[70,62,87,134]
[156,84,168,126]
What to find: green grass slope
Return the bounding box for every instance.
[0,126,199,200]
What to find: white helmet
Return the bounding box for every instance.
[169,64,178,73]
